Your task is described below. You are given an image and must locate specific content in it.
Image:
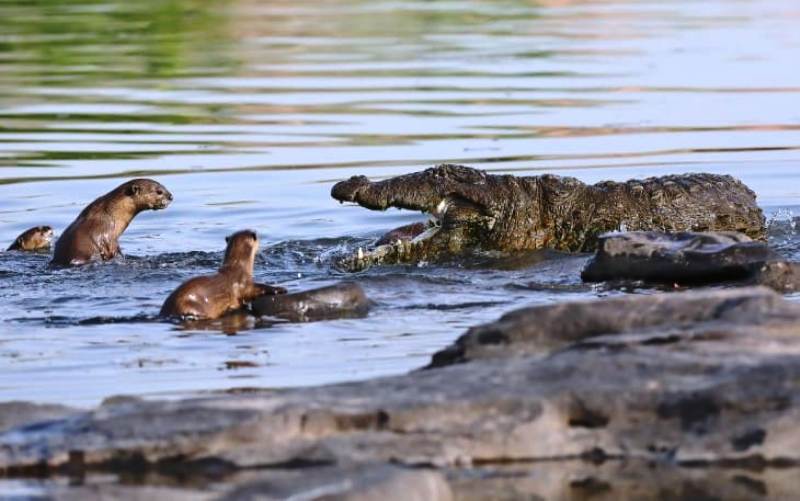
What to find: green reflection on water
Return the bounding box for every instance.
[0,0,237,81]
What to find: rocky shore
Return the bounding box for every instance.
[2,286,800,499]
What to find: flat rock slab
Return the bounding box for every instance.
[3,287,800,498]
[581,231,800,291]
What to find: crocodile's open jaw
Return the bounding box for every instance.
[334,196,492,272]
[330,166,504,271]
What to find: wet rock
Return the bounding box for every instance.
[50,484,212,501]
[223,464,452,501]
[3,288,800,497]
[251,282,370,322]
[447,461,800,500]
[0,402,75,433]
[32,465,451,500]
[429,285,788,366]
[581,231,800,291]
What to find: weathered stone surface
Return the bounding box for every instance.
[0,402,75,434]
[429,286,790,366]
[581,231,800,292]
[3,287,800,498]
[251,282,370,322]
[50,484,212,501]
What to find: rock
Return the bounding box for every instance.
[223,464,453,501]
[35,465,452,501]
[429,286,788,366]
[47,484,212,501]
[0,401,76,433]
[251,282,370,322]
[581,231,800,291]
[2,288,800,497]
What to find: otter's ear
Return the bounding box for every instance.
[125,184,141,196]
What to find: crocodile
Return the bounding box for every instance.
[331,164,765,271]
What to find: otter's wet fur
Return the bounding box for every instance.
[51,178,173,267]
[160,230,286,320]
[7,226,54,252]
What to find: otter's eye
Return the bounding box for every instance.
[156,189,164,195]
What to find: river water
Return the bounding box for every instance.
[1,0,799,407]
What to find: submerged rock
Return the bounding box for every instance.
[581,231,800,291]
[251,282,370,322]
[3,287,800,498]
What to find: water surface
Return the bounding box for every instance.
[1,0,800,407]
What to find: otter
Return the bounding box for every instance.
[51,179,173,267]
[7,226,54,252]
[160,230,287,320]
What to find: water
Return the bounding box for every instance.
[1,0,799,408]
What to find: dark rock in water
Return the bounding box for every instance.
[251,282,370,322]
[3,287,800,497]
[581,231,800,291]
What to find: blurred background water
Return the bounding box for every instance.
[1,0,799,407]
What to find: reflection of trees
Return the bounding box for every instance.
[0,0,236,82]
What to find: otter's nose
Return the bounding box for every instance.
[166,191,173,201]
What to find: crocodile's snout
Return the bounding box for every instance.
[331,175,371,202]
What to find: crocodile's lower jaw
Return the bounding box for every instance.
[336,225,440,272]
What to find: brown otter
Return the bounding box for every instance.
[51,179,173,267]
[160,230,287,320]
[7,226,54,252]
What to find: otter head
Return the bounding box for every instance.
[8,225,54,252]
[331,164,505,271]
[221,229,260,275]
[122,179,173,211]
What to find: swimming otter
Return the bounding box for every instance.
[51,179,173,267]
[160,230,287,320]
[7,226,54,252]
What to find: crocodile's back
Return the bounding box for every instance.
[556,173,765,251]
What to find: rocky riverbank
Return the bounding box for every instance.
[2,286,800,499]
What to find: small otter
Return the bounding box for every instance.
[160,230,286,320]
[7,226,54,252]
[51,179,173,267]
